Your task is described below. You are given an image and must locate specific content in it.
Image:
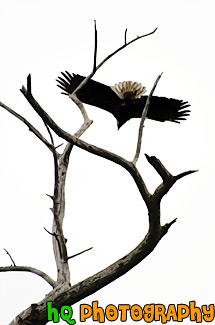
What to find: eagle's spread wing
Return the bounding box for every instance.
[56,72,190,128]
[134,96,190,123]
[56,72,122,118]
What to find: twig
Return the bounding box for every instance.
[0,101,55,154]
[132,73,162,165]
[44,227,55,236]
[67,247,93,261]
[27,73,32,94]
[4,248,16,266]
[125,28,127,44]
[174,169,198,181]
[46,194,54,200]
[0,266,56,288]
[55,143,64,149]
[95,28,158,73]
[44,122,54,146]
[44,227,62,258]
[162,218,177,235]
[145,154,173,182]
[93,20,98,73]
[69,28,158,99]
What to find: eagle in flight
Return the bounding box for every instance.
[56,72,190,129]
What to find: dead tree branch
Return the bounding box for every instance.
[93,20,98,72]
[68,22,155,125]
[11,74,92,286]
[8,212,181,325]
[68,91,93,127]
[94,27,158,76]
[3,248,16,266]
[145,154,173,181]
[124,28,128,44]
[145,154,197,202]
[9,145,196,324]
[44,122,55,146]
[132,73,162,165]
[67,247,93,261]
[68,25,158,104]
[0,101,56,154]
[0,266,56,288]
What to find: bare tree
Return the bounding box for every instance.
[0,24,196,324]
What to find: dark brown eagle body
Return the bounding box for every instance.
[56,72,190,129]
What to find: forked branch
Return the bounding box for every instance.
[146,154,197,202]
[68,24,158,102]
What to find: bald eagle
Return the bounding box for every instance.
[56,72,190,129]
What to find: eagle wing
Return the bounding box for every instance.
[56,72,122,118]
[134,96,190,123]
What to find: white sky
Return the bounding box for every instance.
[0,0,214,324]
